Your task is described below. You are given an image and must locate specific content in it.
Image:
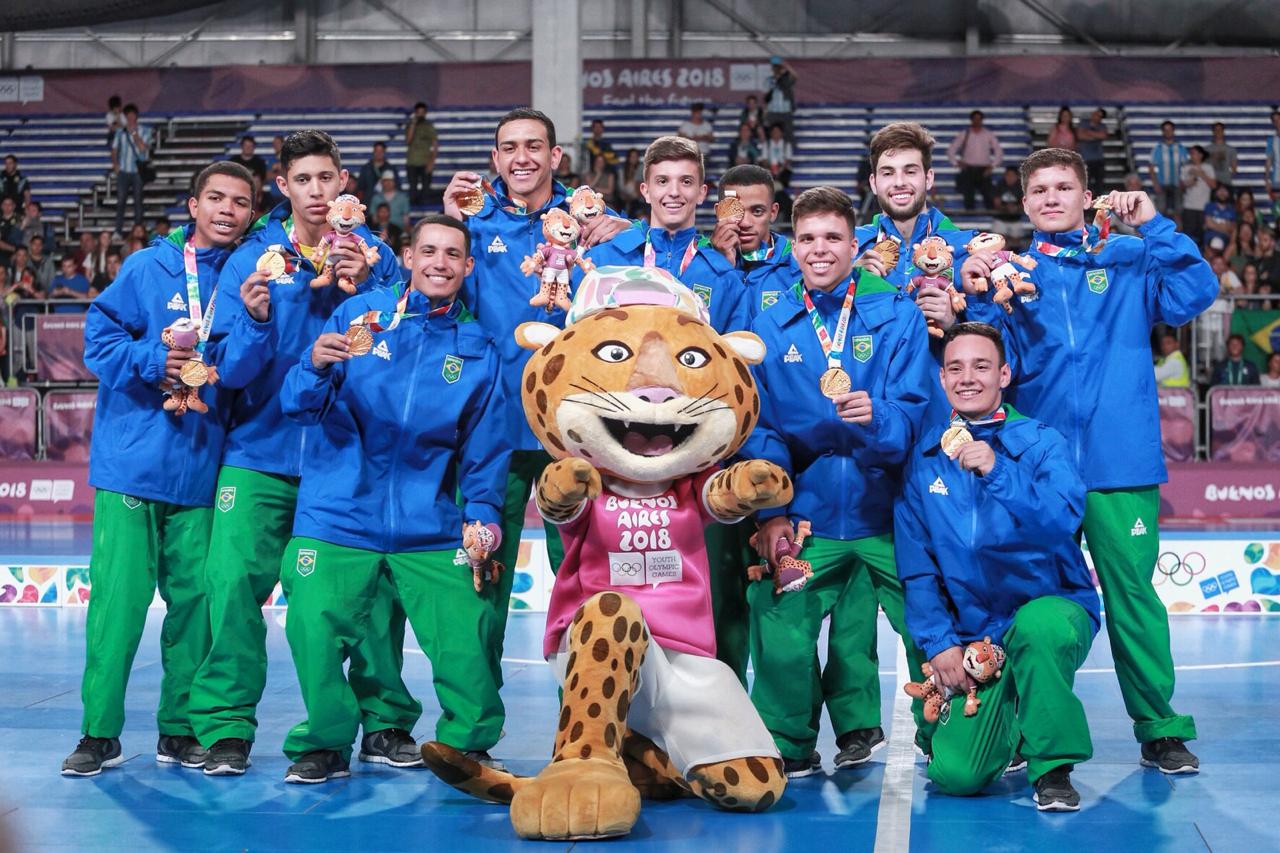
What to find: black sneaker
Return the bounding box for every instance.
[61,736,124,777]
[782,751,822,778]
[1006,749,1028,774]
[462,749,506,772]
[834,727,886,769]
[1033,766,1080,812]
[284,749,351,784]
[1140,738,1199,774]
[204,738,252,776]
[156,735,207,769]
[358,729,423,768]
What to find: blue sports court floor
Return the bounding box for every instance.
[2,603,1277,852]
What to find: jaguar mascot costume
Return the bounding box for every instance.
[421,266,792,840]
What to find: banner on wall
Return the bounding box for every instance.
[1157,387,1196,463]
[1208,386,1280,463]
[34,315,92,382]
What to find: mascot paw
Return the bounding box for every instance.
[538,457,603,515]
[730,460,794,511]
[510,758,640,841]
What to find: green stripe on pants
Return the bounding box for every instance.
[928,596,1095,794]
[188,466,421,747]
[1083,487,1196,743]
[280,539,504,760]
[748,533,931,759]
[80,490,211,738]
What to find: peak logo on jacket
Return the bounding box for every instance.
[783,343,803,364]
[372,340,392,361]
[929,477,949,496]
[167,292,186,311]
[487,236,508,254]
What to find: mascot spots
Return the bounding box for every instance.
[421,266,793,840]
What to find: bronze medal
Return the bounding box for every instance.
[873,238,900,267]
[715,193,745,223]
[455,186,485,217]
[256,250,287,280]
[345,324,374,356]
[941,425,973,458]
[819,367,851,399]
[179,359,209,388]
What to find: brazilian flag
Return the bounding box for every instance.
[1231,308,1280,367]
[1228,308,1280,368]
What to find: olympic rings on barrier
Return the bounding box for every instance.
[1154,551,1207,586]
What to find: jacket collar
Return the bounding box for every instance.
[153,224,230,275]
[775,270,899,331]
[869,207,955,244]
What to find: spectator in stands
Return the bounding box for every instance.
[1241,262,1260,295]
[356,141,397,203]
[1077,108,1109,197]
[1228,221,1257,273]
[1154,331,1191,388]
[618,148,643,219]
[583,119,618,174]
[947,110,1002,210]
[1261,352,1280,388]
[49,256,92,312]
[1256,226,1280,283]
[762,123,793,183]
[91,250,121,295]
[26,234,54,291]
[262,162,285,210]
[554,151,580,189]
[1204,183,1237,252]
[405,101,439,206]
[1148,120,1188,223]
[370,202,403,255]
[1179,145,1216,246]
[1212,252,1242,292]
[370,171,409,233]
[991,165,1027,241]
[123,236,146,258]
[774,169,794,223]
[126,223,147,245]
[110,104,152,235]
[678,102,716,161]
[227,136,268,189]
[19,200,53,250]
[1207,122,1238,192]
[0,197,20,267]
[763,57,798,143]
[0,156,30,208]
[728,122,762,168]
[1236,188,1260,230]
[1046,106,1076,150]
[581,153,616,205]
[105,95,124,147]
[5,245,34,290]
[1212,334,1261,385]
[739,94,766,142]
[153,216,173,240]
[71,231,96,280]
[1265,110,1280,206]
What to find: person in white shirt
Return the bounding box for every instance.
[1179,145,1216,247]
[678,103,716,162]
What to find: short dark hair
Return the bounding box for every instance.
[1019,148,1088,191]
[495,108,557,149]
[108,95,122,109]
[719,165,774,197]
[373,140,386,150]
[1212,121,1225,131]
[414,101,428,112]
[869,121,936,172]
[3,154,14,165]
[792,186,857,233]
[280,130,342,174]
[644,135,704,181]
[123,103,139,116]
[942,322,1007,366]
[1228,333,1246,346]
[410,213,471,256]
[240,135,255,144]
[970,109,984,121]
[193,161,255,198]
[1161,120,1175,130]
[691,102,705,112]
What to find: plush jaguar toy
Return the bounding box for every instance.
[421,266,791,841]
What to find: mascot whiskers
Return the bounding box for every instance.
[421,266,792,840]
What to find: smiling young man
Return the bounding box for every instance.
[712,164,798,321]
[277,214,507,783]
[186,130,414,777]
[63,162,266,777]
[962,147,1216,775]
[743,186,934,775]
[895,322,1101,811]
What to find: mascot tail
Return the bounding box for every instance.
[420,741,534,804]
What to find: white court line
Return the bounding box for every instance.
[873,642,915,853]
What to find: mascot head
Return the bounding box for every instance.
[912,235,954,276]
[327,194,367,235]
[516,266,766,485]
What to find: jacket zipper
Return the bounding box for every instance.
[386,323,426,552]
[1055,257,1084,471]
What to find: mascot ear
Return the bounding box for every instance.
[721,331,766,365]
[515,321,560,351]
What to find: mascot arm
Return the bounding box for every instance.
[704,460,794,523]
[536,457,602,525]
[893,470,960,661]
[456,352,507,528]
[976,432,1085,539]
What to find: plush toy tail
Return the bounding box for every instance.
[420,741,534,804]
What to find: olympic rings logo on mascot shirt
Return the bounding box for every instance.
[1153,551,1207,587]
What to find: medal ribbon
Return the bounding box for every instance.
[349,283,415,334]
[797,277,856,368]
[182,238,216,355]
[283,215,306,260]
[643,230,699,277]
[949,406,1007,428]
[743,234,790,264]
